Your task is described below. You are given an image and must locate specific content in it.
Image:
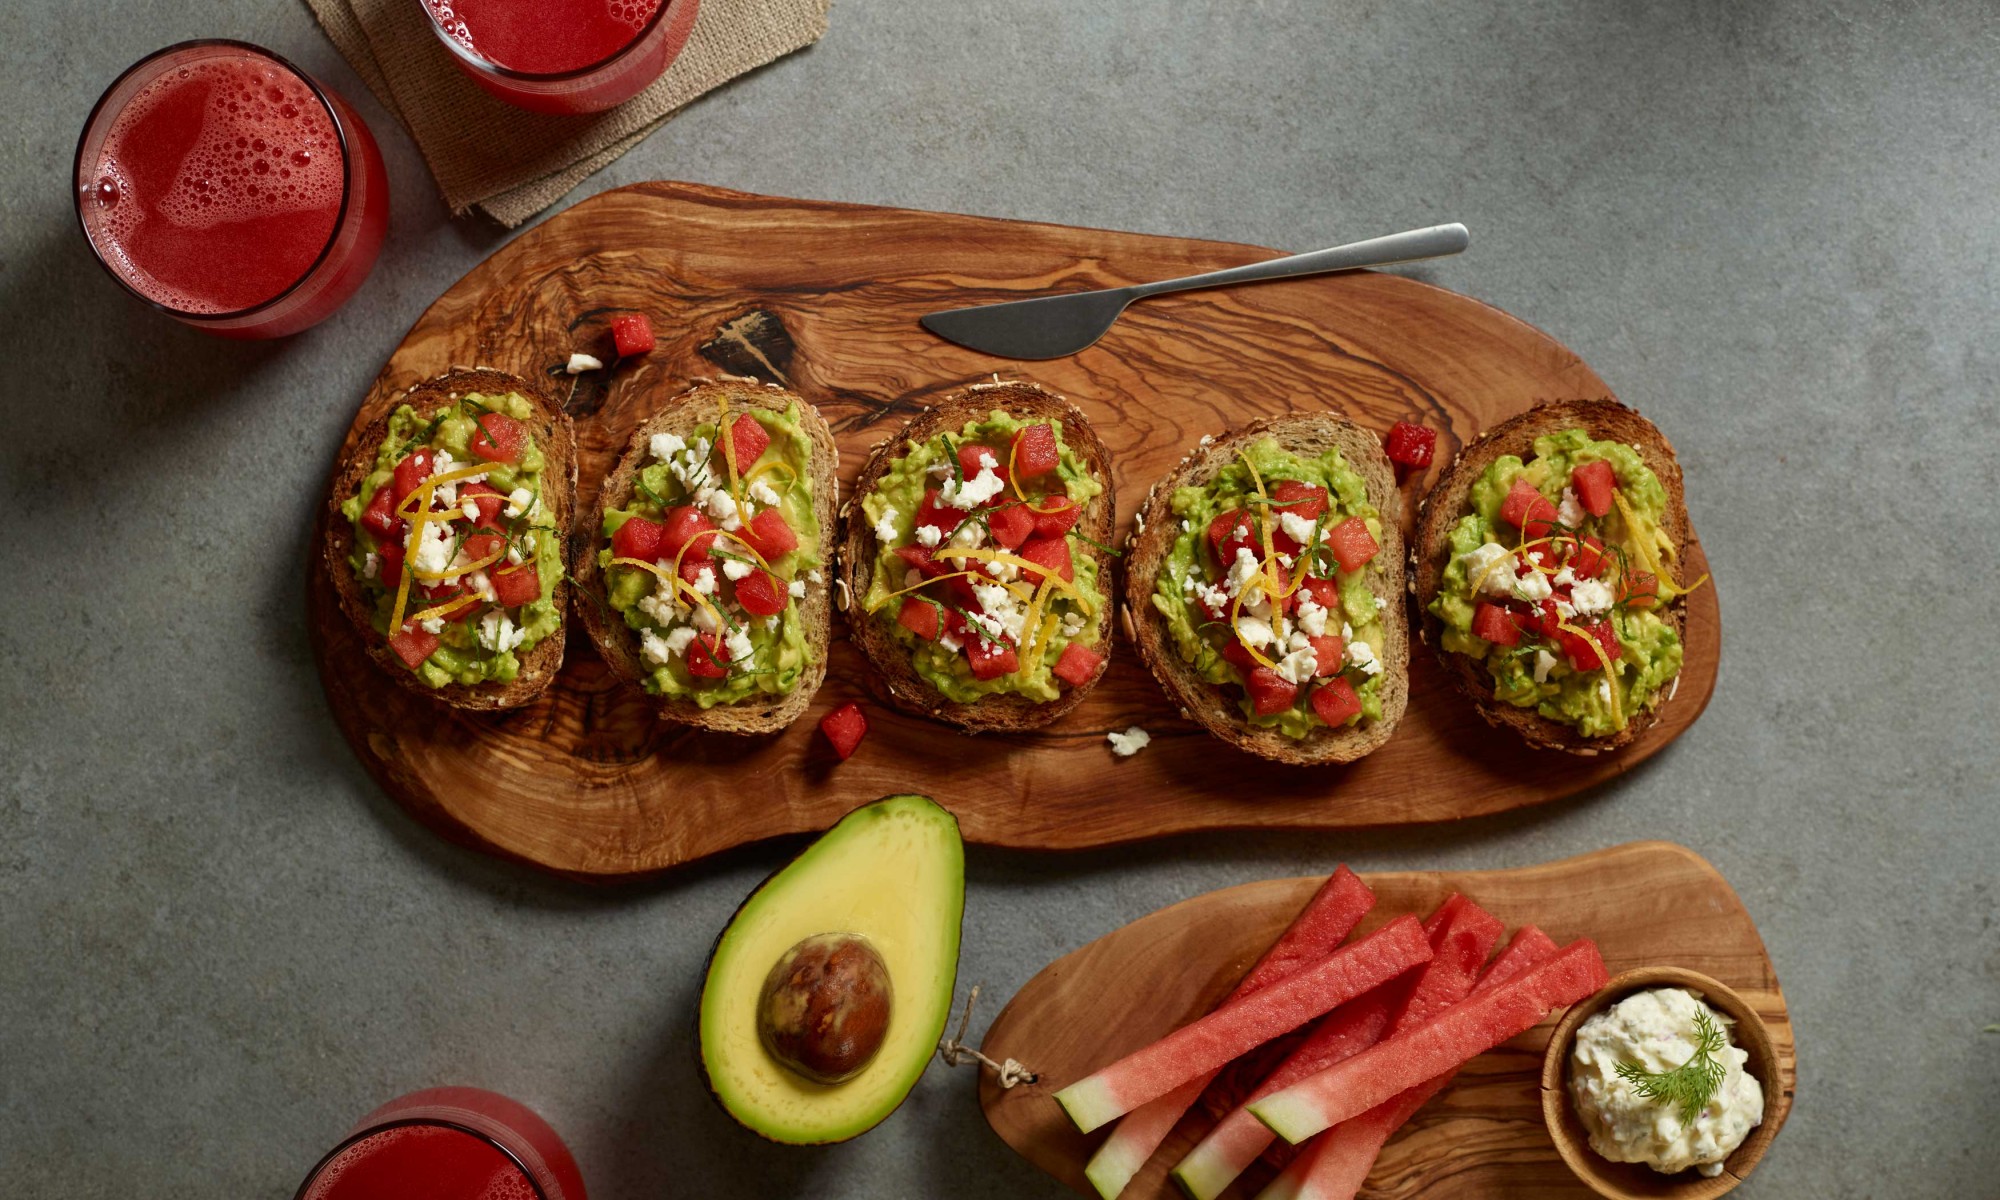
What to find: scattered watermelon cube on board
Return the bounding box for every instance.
[609,313,655,357]
[1260,925,1562,1200]
[1056,916,1434,1134]
[1083,868,1376,1200]
[818,701,867,760]
[1170,895,1503,1200]
[1247,938,1607,1144]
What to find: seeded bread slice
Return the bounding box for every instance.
[323,368,574,711]
[1409,398,1690,755]
[1125,415,1409,765]
[572,377,838,735]
[835,381,1116,733]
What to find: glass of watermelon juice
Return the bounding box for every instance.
[72,40,389,339]
[419,0,702,114]
[293,1087,587,1200]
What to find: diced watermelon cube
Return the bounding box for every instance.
[1245,666,1298,716]
[1561,620,1622,671]
[360,485,401,539]
[386,625,439,669]
[1471,601,1521,647]
[1499,478,1562,539]
[1309,634,1344,676]
[1054,916,1433,1134]
[729,412,771,468]
[892,597,937,642]
[1011,423,1060,478]
[1271,479,1329,522]
[490,562,540,608]
[658,506,715,560]
[957,441,1004,479]
[1017,535,1074,583]
[1031,495,1080,538]
[1309,678,1362,727]
[915,488,959,537]
[1052,640,1102,687]
[965,634,1018,680]
[1297,576,1341,614]
[1325,518,1379,573]
[377,543,405,588]
[1620,570,1660,609]
[893,543,945,579]
[1246,938,1608,1144]
[1571,459,1617,517]
[467,411,525,465]
[1083,869,1376,1200]
[741,507,799,560]
[733,568,788,617]
[987,502,1035,550]
[1208,509,1255,566]
[1383,421,1437,469]
[609,312,655,357]
[819,701,867,759]
[392,447,436,511]
[1570,534,1608,579]
[686,632,729,679]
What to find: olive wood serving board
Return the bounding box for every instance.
[978,842,1793,1199]
[308,182,1721,879]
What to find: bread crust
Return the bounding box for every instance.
[1124,415,1409,766]
[1408,398,1690,755]
[571,376,838,735]
[834,381,1116,733]
[322,368,575,711]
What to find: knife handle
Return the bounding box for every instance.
[1129,223,1470,299]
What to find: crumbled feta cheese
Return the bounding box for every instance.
[788,579,807,599]
[459,496,480,521]
[703,486,742,532]
[649,432,685,463]
[1570,577,1615,617]
[506,546,523,566]
[362,552,379,579]
[807,570,823,585]
[1106,727,1151,757]
[1226,545,1264,601]
[1513,571,1554,603]
[478,611,526,653]
[1280,511,1318,545]
[1061,610,1085,637]
[1554,566,1577,588]
[1342,621,1353,639]
[1558,487,1585,528]
[420,617,445,635]
[1181,519,1193,533]
[667,438,712,491]
[1296,590,1329,637]
[942,465,1006,509]
[1555,599,1577,620]
[1237,615,1276,650]
[873,507,901,545]
[408,520,455,576]
[565,352,603,374]
[747,479,782,507]
[1598,678,1612,703]
[1534,649,1558,683]
[949,520,987,549]
[764,616,780,633]
[721,558,754,582]
[1274,645,1319,685]
[725,626,755,666]
[915,522,945,548]
[1461,542,1517,598]
[663,626,697,657]
[939,630,964,652]
[468,570,497,603]
[1347,639,1382,676]
[1189,577,1230,616]
[691,604,720,633]
[990,559,1020,583]
[504,487,535,519]
[690,565,716,595]
[972,583,1027,641]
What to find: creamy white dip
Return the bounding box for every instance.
[1568,987,1764,1176]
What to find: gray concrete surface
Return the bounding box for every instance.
[3,1,1995,1196]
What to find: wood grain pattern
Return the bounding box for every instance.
[978,843,1794,1200]
[307,181,1722,878]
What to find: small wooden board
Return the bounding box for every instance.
[978,842,1794,1199]
[308,182,1721,878]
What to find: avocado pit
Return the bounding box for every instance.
[757,933,893,1084]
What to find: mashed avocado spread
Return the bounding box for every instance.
[341,392,562,688]
[1428,428,1686,737]
[599,402,821,707]
[1150,438,1388,737]
[858,411,1105,704]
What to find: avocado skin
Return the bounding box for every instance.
[697,794,965,1145]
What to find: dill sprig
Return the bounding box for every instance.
[1615,1007,1728,1125]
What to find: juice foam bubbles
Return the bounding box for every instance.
[425,0,662,74]
[146,61,343,231]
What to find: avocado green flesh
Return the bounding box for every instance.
[700,794,965,1144]
[857,411,1106,704]
[338,393,561,688]
[1427,428,1684,738]
[598,402,822,707]
[1147,437,1387,737]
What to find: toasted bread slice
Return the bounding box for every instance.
[1126,415,1409,765]
[836,380,1116,732]
[573,377,838,734]
[323,367,575,711]
[1410,398,1689,755]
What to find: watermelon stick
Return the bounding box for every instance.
[1057,916,1434,1134]
[1170,895,1504,1200]
[1083,868,1377,1199]
[1256,926,1562,1200]
[1248,937,1608,1145]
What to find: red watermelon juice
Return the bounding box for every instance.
[73,41,387,339]
[421,0,702,113]
[294,1087,585,1200]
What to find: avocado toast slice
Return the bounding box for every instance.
[323,367,575,711]
[573,376,838,734]
[836,380,1116,733]
[1410,398,1693,754]
[1126,414,1409,765]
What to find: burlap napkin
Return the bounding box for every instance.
[305,0,829,226]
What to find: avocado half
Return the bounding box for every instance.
[699,794,965,1144]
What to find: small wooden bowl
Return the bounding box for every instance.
[1540,966,1781,1200]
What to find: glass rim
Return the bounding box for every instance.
[290,1116,553,1200]
[71,38,357,325]
[418,0,679,83]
